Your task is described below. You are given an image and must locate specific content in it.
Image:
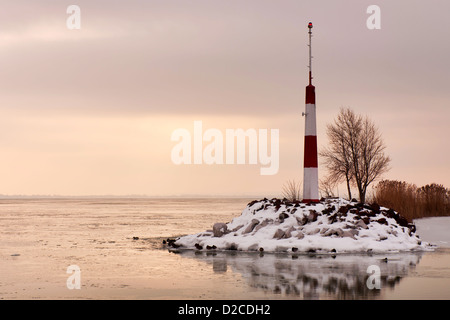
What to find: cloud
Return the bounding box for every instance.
[0,0,449,195]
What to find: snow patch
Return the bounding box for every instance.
[414,216,450,247]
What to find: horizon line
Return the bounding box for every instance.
[0,193,269,199]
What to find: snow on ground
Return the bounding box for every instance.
[171,198,435,254]
[414,217,450,248]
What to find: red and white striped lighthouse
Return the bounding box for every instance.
[302,22,319,203]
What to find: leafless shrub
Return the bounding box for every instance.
[319,176,337,198]
[282,180,302,202]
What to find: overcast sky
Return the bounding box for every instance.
[1,0,449,197]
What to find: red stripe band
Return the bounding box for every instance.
[304,135,318,167]
[302,199,320,203]
[305,85,315,104]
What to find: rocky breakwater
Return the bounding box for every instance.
[168,198,434,253]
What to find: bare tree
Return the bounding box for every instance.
[354,116,391,203]
[282,180,302,202]
[321,108,390,203]
[319,108,358,200]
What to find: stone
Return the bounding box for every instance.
[328,214,338,224]
[170,242,181,249]
[307,210,319,222]
[213,223,228,237]
[396,215,409,227]
[226,243,238,250]
[364,211,377,218]
[273,229,285,239]
[254,219,272,232]
[370,202,381,213]
[324,228,344,237]
[243,219,260,234]
[247,200,259,207]
[362,217,371,225]
[254,204,265,213]
[342,229,358,239]
[275,246,289,252]
[279,212,289,221]
[296,216,308,226]
[307,228,320,235]
[338,205,351,214]
[355,220,368,229]
[321,205,335,215]
[383,209,396,219]
[231,224,244,232]
[296,231,305,239]
[284,226,295,238]
[388,229,398,237]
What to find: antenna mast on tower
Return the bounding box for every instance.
[308,22,313,85]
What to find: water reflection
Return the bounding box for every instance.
[174,250,424,299]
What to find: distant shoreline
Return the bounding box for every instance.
[0,195,260,200]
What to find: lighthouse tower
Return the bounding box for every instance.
[302,22,319,203]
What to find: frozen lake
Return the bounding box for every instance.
[0,198,449,299]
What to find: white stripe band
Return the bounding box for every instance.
[303,167,319,200]
[304,103,317,136]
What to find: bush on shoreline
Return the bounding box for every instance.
[373,180,450,220]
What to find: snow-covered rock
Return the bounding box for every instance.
[170,198,435,253]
